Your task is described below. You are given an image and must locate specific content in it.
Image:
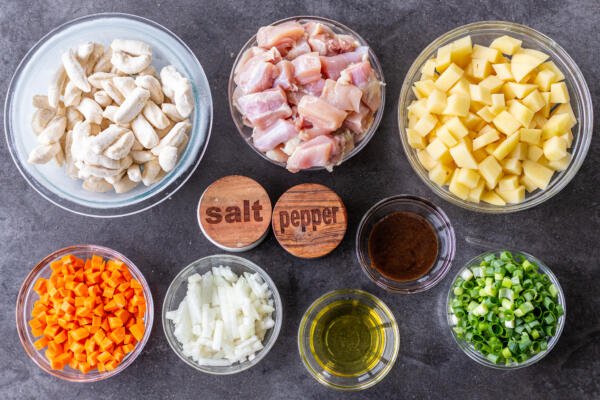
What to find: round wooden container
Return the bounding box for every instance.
[197,175,272,252]
[272,183,347,259]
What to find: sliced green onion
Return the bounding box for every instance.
[450,251,563,365]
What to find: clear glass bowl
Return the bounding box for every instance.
[446,250,566,369]
[356,195,456,293]
[228,15,385,171]
[297,289,400,391]
[5,12,213,217]
[15,245,154,382]
[162,254,283,374]
[397,21,593,213]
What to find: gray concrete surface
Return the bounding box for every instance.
[1,0,599,399]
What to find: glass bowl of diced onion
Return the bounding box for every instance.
[397,21,593,213]
[446,250,566,369]
[161,254,283,374]
[228,15,385,171]
[15,245,154,382]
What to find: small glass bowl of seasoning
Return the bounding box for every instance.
[356,195,456,294]
[297,289,399,391]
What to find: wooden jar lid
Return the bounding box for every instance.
[197,175,272,252]
[272,183,347,259]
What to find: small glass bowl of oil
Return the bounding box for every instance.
[298,289,399,390]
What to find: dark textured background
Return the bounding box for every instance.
[1,1,599,399]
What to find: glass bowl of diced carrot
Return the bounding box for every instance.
[15,245,154,382]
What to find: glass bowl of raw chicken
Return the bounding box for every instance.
[228,16,385,173]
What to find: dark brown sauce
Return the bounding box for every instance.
[368,211,438,282]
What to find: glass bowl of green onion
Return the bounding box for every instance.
[447,250,565,369]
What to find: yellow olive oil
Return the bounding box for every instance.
[309,299,385,377]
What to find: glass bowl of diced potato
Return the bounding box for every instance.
[398,21,592,213]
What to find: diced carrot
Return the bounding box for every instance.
[34,337,49,350]
[129,323,145,342]
[70,327,90,341]
[28,253,146,373]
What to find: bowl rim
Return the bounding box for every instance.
[227,15,386,172]
[297,288,400,391]
[397,20,593,213]
[161,254,283,375]
[355,194,456,294]
[15,244,154,382]
[446,249,566,369]
[4,12,213,218]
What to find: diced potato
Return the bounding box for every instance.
[479,75,504,92]
[471,45,501,63]
[406,34,574,206]
[546,154,571,171]
[448,77,470,96]
[469,59,493,80]
[527,145,544,162]
[492,63,513,81]
[435,125,458,147]
[522,90,546,112]
[496,186,526,204]
[520,174,538,193]
[543,136,567,161]
[414,113,438,137]
[476,106,495,123]
[540,92,552,118]
[421,59,437,80]
[473,126,500,150]
[406,128,427,149]
[481,190,506,206]
[451,36,473,67]
[445,116,469,138]
[550,82,570,104]
[417,149,437,171]
[493,111,521,135]
[561,130,574,148]
[414,79,436,98]
[427,89,447,114]
[435,63,464,91]
[508,101,534,127]
[498,175,519,191]
[449,171,471,200]
[523,160,553,190]
[491,93,505,108]
[503,82,537,99]
[442,93,470,117]
[511,51,547,82]
[407,99,429,118]
[426,137,449,160]
[469,84,492,105]
[450,142,478,169]
[539,61,565,81]
[552,103,577,126]
[509,142,528,160]
[472,148,488,162]
[502,158,522,175]
[463,112,483,130]
[435,44,452,73]
[429,163,453,185]
[490,35,522,55]
[534,69,556,92]
[468,181,486,203]
[478,155,503,189]
[542,113,575,139]
[456,168,481,189]
[492,132,520,160]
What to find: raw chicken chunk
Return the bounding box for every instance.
[252,118,298,152]
[291,52,322,85]
[237,87,292,128]
[320,46,368,80]
[286,135,337,172]
[298,96,347,132]
[320,79,362,113]
[257,21,305,51]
